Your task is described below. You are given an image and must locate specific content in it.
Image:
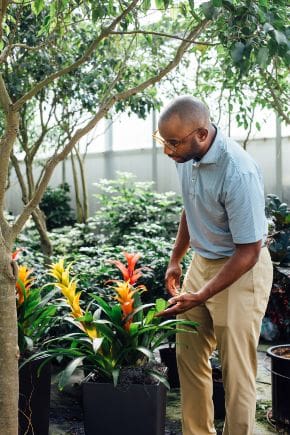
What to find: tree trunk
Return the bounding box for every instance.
[71,151,84,223]
[32,207,53,259]
[0,245,19,434]
[75,148,89,221]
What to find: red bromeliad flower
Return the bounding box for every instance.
[111,252,144,285]
[12,248,23,261]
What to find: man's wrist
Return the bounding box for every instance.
[194,287,211,303]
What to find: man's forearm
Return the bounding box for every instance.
[157,241,263,317]
[198,241,262,300]
[170,209,190,263]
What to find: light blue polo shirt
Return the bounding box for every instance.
[176,127,268,259]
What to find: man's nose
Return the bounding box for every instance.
[163,146,173,156]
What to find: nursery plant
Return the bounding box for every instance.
[36,252,198,390]
[15,251,57,356]
[15,251,57,435]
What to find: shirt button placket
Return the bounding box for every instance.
[190,162,199,198]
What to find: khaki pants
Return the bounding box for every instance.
[176,247,273,435]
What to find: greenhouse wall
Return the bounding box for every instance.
[4,136,290,217]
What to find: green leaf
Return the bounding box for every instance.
[256,46,269,68]
[147,369,170,390]
[136,346,154,360]
[258,0,268,7]
[92,337,103,354]
[155,298,167,312]
[145,308,155,325]
[255,121,261,131]
[58,356,85,390]
[231,42,245,63]
[142,0,151,11]
[112,368,120,387]
[200,2,218,19]
[155,0,171,9]
[273,30,288,46]
[31,0,45,15]
[263,22,274,33]
[110,305,122,324]
[212,0,222,6]
[76,312,93,323]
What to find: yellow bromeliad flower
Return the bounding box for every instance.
[49,258,66,281]
[16,265,34,306]
[49,258,98,340]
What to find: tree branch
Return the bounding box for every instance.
[0,74,19,216]
[0,0,9,42]
[109,30,217,46]
[12,17,210,237]
[260,70,290,124]
[112,18,210,103]
[12,0,139,111]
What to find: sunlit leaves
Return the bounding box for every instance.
[31,0,45,16]
[256,46,269,68]
[231,42,245,64]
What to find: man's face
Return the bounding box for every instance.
[158,116,209,163]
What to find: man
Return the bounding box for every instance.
[154,96,273,435]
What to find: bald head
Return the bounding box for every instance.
[158,96,210,129]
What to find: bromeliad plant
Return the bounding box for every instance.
[41,252,198,389]
[15,253,57,356]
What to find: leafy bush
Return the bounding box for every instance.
[16,173,186,302]
[92,172,183,245]
[263,194,290,340]
[265,194,290,266]
[39,182,76,230]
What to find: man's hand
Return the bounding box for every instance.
[165,263,182,297]
[156,291,205,317]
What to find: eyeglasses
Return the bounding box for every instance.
[152,127,200,152]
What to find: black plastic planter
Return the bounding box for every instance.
[212,368,225,420]
[159,347,180,388]
[82,381,167,435]
[267,344,290,426]
[18,358,51,435]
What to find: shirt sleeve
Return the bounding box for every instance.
[224,170,266,244]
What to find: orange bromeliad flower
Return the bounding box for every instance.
[16,265,34,306]
[111,252,144,285]
[113,280,146,331]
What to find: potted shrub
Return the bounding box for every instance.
[267,344,290,427]
[39,253,198,435]
[15,251,57,435]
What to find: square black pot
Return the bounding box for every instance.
[82,381,167,435]
[18,358,51,435]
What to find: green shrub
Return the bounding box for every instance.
[39,182,76,230]
[265,194,290,266]
[16,173,187,302]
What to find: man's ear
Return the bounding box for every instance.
[197,128,208,142]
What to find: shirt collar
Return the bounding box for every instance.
[194,125,225,165]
